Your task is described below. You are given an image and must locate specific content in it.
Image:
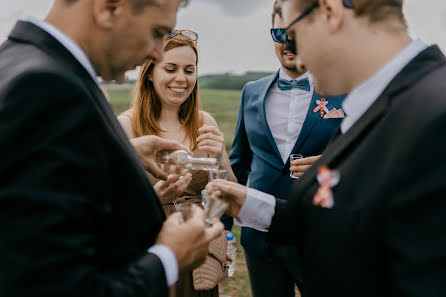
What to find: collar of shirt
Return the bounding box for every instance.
[266,68,314,163]
[26,17,98,84]
[340,38,428,133]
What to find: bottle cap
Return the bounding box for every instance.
[226,232,234,241]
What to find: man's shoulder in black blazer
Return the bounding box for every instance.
[0,21,168,297]
[269,45,446,297]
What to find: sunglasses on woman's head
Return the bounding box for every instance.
[166,30,198,42]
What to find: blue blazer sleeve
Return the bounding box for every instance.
[229,85,253,186]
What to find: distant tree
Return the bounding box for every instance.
[199,71,274,90]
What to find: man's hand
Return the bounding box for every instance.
[205,180,247,219]
[130,135,190,181]
[156,207,223,271]
[290,155,321,178]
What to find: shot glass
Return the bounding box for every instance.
[201,189,208,207]
[205,169,228,226]
[204,196,228,227]
[289,154,303,179]
[208,169,228,182]
[175,202,197,224]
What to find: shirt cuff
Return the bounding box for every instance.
[235,187,276,232]
[147,244,178,286]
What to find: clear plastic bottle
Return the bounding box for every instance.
[226,232,237,276]
[155,150,219,174]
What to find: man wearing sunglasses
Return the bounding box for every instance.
[210,0,446,296]
[229,2,346,296]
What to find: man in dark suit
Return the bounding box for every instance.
[208,0,446,296]
[0,0,223,296]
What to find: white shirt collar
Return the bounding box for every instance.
[341,38,429,133]
[278,67,312,84]
[26,17,98,84]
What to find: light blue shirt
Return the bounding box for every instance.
[239,38,429,230]
[25,17,179,286]
[265,69,314,163]
[341,38,428,133]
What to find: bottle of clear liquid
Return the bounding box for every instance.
[226,232,237,276]
[156,150,219,175]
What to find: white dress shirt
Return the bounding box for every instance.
[265,69,314,163]
[238,38,429,230]
[26,18,179,286]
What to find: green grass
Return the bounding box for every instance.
[219,225,252,297]
[105,85,250,297]
[198,89,241,152]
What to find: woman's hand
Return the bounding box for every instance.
[196,125,225,159]
[154,173,192,203]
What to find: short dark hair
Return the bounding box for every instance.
[272,1,282,27]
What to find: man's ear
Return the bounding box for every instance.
[93,0,126,29]
[319,0,345,33]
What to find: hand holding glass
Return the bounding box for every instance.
[175,202,197,224]
[205,169,228,227]
[290,154,303,179]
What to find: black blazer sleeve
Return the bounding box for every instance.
[0,73,167,297]
[267,198,300,246]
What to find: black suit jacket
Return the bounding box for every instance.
[269,45,446,297]
[0,21,168,297]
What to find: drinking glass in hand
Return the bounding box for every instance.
[208,169,228,181]
[205,169,228,227]
[289,154,303,179]
[175,202,197,224]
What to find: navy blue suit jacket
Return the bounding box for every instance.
[230,70,346,255]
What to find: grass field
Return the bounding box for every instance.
[104,84,252,297]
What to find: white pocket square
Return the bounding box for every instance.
[323,108,345,119]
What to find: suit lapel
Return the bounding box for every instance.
[258,70,283,165]
[288,92,321,160]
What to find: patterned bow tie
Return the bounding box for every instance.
[277,77,310,92]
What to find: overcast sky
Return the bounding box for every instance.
[1,0,445,76]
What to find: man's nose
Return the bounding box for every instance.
[147,42,164,64]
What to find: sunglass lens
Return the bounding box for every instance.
[181,30,198,41]
[167,31,178,38]
[271,29,286,43]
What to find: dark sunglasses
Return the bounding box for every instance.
[281,0,354,54]
[271,28,288,43]
[166,30,198,42]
